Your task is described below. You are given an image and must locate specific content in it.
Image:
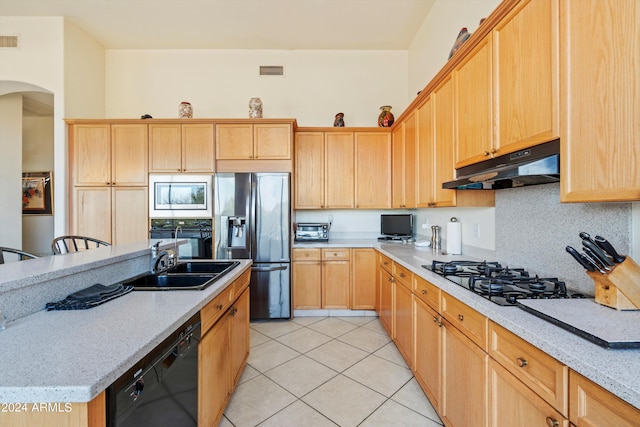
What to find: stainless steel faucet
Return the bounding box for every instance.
[150,249,170,273]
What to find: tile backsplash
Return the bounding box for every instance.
[464,183,631,295]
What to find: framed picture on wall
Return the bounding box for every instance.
[22,172,53,215]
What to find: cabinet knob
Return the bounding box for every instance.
[483,151,490,156]
[433,316,439,323]
[491,148,497,154]
[545,417,559,427]
[458,314,464,321]
[421,289,427,295]
[399,273,405,278]
[517,357,528,367]
[216,304,223,310]
[305,253,309,257]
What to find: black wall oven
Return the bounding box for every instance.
[107,313,201,427]
[149,219,212,259]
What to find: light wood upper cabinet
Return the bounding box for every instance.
[416,97,436,208]
[392,113,417,208]
[294,132,325,209]
[216,123,291,160]
[354,132,391,209]
[455,35,494,168]
[560,0,640,202]
[432,76,458,207]
[493,0,559,154]
[325,132,355,209]
[293,131,353,209]
[149,123,214,173]
[73,123,147,187]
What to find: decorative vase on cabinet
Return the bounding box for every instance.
[249,97,263,118]
[179,102,193,118]
[378,106,394,127]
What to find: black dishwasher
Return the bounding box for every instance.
[107,313,201,427]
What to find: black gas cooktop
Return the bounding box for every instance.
[423,260,586,306]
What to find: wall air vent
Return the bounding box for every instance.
[259,65,284,76]
[0,35,20,49]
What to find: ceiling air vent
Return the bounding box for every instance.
[0,35,20,49]
[259,65,284,77]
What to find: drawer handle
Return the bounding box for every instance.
[517,357,528,367]
[545,417,559,427]
[216,304,223,310]
[399,273,405,278]
[421,289,427,295]
[305,253,309,257]
[458,314,464,321]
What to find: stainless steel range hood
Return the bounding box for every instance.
[443,140,560,190]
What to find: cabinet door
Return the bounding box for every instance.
[414,296,441,409]
[560,0,640,202]
[394,281,413,368]
[198,314,230,427]
[216,124,253,159]
[354,132,391,209]
[73,187,112,244]
[254,123,291,159]
[325,132,354,209]
[182,123,214,172]
[403,113,417,208]
[416,97,435,207]
[493,0,559,153]
[391,124,404,208]
[432,76,457,207]
[322,260,350,309]
[292,261,322,309]
[455,35,493,168]
[489,360,568,427]
[570,371,640,427]
[73,124,111,186]
[379,267,394,337]
[111,124,148,186]
[149,124,182,172]
[294,132,325,209]
[441,319,488,427]
[230,287,250,387]
[351,248,377,310]
[112,187,148,246]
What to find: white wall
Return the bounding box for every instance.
[0,94,23,248]
[407,0,501,98]
[105,49,408,127]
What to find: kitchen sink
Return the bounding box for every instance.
[126,261,240,291]
[167,260,240,275]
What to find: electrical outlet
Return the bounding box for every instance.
[473,223,480,238]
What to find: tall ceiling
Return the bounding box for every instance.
[0,0,436,50]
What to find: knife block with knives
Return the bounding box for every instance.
[567,233,640,310]
[587,257,640,310]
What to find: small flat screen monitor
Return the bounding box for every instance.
[380,214,414,239]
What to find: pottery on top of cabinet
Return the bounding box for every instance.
[179,101,193,118]
[378,105,394,127]
[249,97,263,118]
[334,112,345,127]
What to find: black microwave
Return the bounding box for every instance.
[295,223,329,242]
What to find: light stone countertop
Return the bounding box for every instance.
[0,255,252,404]
[295,238,640,410]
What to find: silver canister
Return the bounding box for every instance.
[431,225,441,250]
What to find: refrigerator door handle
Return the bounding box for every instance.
[251,266,288,272]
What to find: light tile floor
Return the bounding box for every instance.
[220,316,443,427]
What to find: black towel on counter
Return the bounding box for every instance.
[46,283,133,310]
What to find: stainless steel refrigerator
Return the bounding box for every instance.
[214,173,291,319]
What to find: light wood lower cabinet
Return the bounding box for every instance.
[570,371,640,427]
[440,317,488,427]
[489,359,569,427]
[199,269,250,426]
[292,248,351,310]
[378,262,394,337]
[351,248,377,310]
[292,249,322,309]
[413,295,441,409]
[393,263,414,367]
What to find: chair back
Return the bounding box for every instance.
[0,247,38,264]
[51,235,111,255]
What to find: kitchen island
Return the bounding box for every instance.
[294,239,640,419]
[0,242,252,426]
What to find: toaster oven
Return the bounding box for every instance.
[295,223,329,242]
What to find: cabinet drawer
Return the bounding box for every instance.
[413,275,440,310]
[293,248,321,261]
[233,268,251,296]
[201,286,233,334]
[379,254,392,272]
[322,248,350,261]
[489,321,567,415]
[441,292,487,350]
[393,263,412,289]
